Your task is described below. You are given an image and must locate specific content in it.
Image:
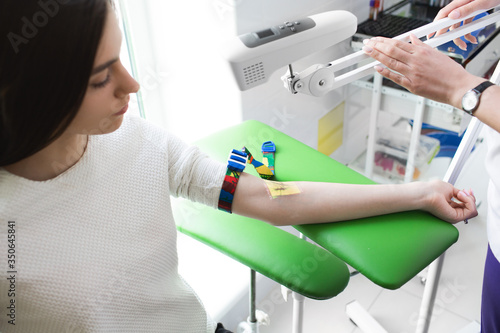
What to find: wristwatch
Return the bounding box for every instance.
[461,81,495,115]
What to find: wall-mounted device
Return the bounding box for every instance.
[221,10,357,91]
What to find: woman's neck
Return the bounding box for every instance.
[3,134,88,181]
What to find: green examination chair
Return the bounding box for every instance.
[173,120,459,332]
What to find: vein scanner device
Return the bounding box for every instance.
[222,11,358,91]
[224,7,500,96]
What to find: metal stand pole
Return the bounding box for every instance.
[248,269,259,333]
[365,73,383,178]
[415,253,446,333]
[238,269,259,333]
[292,292,305,333]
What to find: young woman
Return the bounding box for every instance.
[363,0,500,330]
[0,0,477,332]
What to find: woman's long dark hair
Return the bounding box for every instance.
[0,0,109,166]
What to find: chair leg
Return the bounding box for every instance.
[250,269,257,327]
[292,292,305,333]
[415,254,445,333]
[292,233,308,333]
[237,269,259,333]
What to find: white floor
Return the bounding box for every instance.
[253,133,490,333]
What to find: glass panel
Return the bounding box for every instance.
[116,0,145,118]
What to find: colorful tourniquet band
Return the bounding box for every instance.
[261,141,276,176]
[218,149,248,213]
[243,147,274,180]
[218,142,276,213]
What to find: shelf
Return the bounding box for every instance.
[350,79,465,134]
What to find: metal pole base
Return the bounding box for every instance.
[346,300,388,333]
[237,320,259,333]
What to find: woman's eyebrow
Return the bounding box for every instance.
[91,58,119,75]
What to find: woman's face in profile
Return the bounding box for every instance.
[65,7,140,137]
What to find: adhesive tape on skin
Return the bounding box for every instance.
[264,180,302,199]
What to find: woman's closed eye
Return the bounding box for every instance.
[91,72,111,89]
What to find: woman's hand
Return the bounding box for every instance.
[362,34,484,108]
[419,179,477,224]
[431,0,500,50]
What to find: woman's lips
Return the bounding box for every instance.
[114,103,129,115]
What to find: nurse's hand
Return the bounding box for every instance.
[422,180,477,224]
[430,0,500,50]
[362,34,484,109]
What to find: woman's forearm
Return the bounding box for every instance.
[232,173,476,226]
[256,181,423,225]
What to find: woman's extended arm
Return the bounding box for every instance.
[232,172,477,226]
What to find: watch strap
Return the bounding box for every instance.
[474,81,495,94]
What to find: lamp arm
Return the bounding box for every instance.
[285,7,500,97]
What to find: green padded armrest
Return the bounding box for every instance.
[174,199,350,300]
[188,120,459,290]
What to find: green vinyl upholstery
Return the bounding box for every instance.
[174,199,350,300]
[174,120,458,294]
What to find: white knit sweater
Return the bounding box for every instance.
[0,115,226,332]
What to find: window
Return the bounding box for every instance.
[118,0,250,322]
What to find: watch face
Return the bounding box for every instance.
[462,90,479,112]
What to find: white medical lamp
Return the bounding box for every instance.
[224,7,500,333]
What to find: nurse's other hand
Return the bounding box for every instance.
[430,0,500,50]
